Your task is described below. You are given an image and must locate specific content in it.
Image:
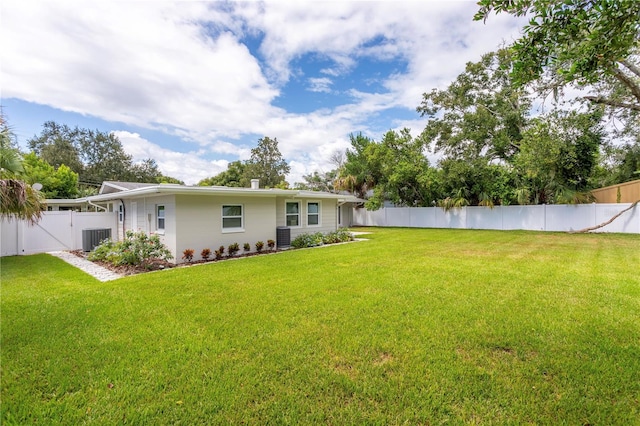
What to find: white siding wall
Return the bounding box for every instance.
[174,194,277,263]
[120,195,177,260]
[275,197,338,239]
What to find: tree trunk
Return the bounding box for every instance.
[570,200,639,233]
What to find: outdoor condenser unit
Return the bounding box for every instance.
[276,226,291,248]
[82,228,112,252]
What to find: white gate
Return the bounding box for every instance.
[1,211,117,256]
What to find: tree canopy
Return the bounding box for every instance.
[198,137,290,188]
[198,161,246,187]
[475,0,640,115]
[28,121,182,187]
[22,153,79,199]
[244,137,290,188]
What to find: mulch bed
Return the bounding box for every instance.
[70,249,280,276]
[70,250,176,276]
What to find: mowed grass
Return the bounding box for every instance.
[1,228,639,425]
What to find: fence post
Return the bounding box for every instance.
[17,220,24,255]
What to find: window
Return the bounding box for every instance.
[285,201,300,227]
[157,205,165,233]
[222,205,243,231]
[307,202,320,226]
[118,204,124,223]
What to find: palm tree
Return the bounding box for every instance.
[0,115,45,224]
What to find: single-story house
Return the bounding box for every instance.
[48,180,362,263]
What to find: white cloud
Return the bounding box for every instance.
[308,77,334,93]
[114,131,228,185]
[2,0,526,185]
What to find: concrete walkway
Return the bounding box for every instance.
[48,251,123,282]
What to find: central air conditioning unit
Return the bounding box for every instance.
[82,228,112,252]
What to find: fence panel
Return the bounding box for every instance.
[596,204,640,234]
[1,211,117,256]
[466,206,502,230]
[435,208,467,229]
[387,207,411,227]
[1,220,19,256]
[21,212,75,255]
[410,208,437,228]
[352,203,638,234]
[545,204,596,232]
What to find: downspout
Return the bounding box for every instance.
[119,199,126,239]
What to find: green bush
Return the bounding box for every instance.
[291,232,324,249]
[255,241,264,252]
[228,243,240,257]
[323,229,354,244]
[89,231,173,268]
[87,238,119,263]
[291,229,354,249]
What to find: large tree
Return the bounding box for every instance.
[513,109,604,204]
[198,161,246,187]
[335,133,382,200]
[337,130,441,209]
[243,137,290,188]
[22,153,79,199]
[417,49,530,163]
[28,121,179,186]
[475,0,640,114]
[294,170,339,193]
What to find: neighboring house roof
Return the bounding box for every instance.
[99,181,158,194]
[53,182,365,204]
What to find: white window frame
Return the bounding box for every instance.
[156,205,165,234]
[285,201,301,228]
[118,204,124,223]
[307,201,321,227]
[222,204,244,233]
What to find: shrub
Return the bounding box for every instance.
[182,249,195,262]
[201,248,211,261]
[291,232,324,249]
[228,242,240,257]
[87,238,118,263]
[243,242,251,252]
[89,231,172,269]
[255,241,264,252]
[215,245,225,260]
[291,229,354,249]
[323,229,354,244]
[267,239,276,250]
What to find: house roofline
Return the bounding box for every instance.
[81,185,364,203]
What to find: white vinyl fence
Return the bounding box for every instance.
[1,211,118,257]
[352,203,639,234]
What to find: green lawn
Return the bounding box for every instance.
[2,228,639,424]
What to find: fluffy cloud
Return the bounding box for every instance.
[3,0,525,185]
[114,131,228,185]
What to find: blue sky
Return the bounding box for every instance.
[2,1,524,185]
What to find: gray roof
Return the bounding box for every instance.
[99,181,158,194]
